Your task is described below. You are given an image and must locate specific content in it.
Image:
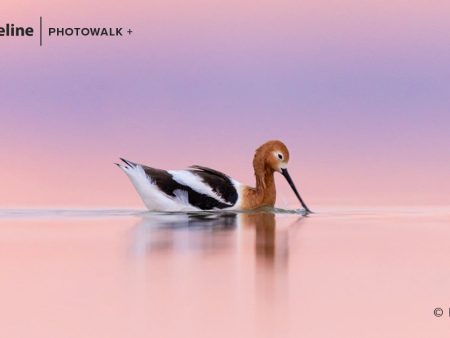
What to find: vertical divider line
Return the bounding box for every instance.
[40,16,42,46]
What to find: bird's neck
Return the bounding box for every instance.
[258,173,276,207]
[242,168,276,210]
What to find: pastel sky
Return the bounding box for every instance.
[1,0,450,208]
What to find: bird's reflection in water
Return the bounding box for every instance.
[129,210,303,318]
[240,212,303,313]
[129,211,301,259]
[241,212,286,269]
[129,212,238,256]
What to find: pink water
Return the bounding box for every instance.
[1,208,449,337]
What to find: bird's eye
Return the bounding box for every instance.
[277,153,283,160]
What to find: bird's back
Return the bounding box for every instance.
[118,159,241,211]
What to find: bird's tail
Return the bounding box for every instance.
[115,158,138,171]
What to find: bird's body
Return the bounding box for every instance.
[118,162,243,211]
[117,140,311,213]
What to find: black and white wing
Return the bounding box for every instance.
[188,165,239,205]
[117,159,239,211]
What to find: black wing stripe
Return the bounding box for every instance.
[142,166,234,210]
[189,165,238,205]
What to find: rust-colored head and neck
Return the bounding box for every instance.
[242,140,311,213]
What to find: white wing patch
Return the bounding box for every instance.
[172,189,190,206]
[168,170,229,205]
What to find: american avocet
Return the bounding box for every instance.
[116,140,311,213]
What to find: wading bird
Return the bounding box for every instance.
[117,140,311,213]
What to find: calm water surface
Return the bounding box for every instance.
[1,207,449,338]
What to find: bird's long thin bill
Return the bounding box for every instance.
[281,168,312,214]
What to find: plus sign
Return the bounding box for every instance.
[127,29,133,35]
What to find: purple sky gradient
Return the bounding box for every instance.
[1,0,450,207]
